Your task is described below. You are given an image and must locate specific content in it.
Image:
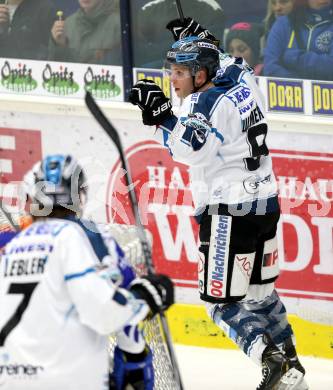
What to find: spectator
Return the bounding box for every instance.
[226,22,264,75]
[132,0,225,68]
[49,0,121,65]
[0,0,56,60]
[263,0,295,40]
[264,0,333,80]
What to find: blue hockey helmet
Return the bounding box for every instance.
[23,154,87,212]
[166,36,220,80]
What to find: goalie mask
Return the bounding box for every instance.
[23,154,87,215]
[165,36,220,81]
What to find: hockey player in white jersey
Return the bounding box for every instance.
[0,154,174,390]
[129,20,307,390]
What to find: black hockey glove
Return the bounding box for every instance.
[166,17,220,46]
[129,274,174,316]
[129,79,173,126]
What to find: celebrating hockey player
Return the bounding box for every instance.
[0,154,174,390]
[129,18,307,390]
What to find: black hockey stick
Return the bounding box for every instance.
[85,91,184,390]
[175,0,184,22]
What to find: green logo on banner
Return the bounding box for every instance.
[42,64,79,95]
[84,67,121,98]
[1,61,37,92]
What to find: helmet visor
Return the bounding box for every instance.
[163,60,194,80]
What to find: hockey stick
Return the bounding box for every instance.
[85,91,184,390]
[175,0,184,22]
[0,204,18,232]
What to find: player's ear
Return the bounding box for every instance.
[194,68,208,87]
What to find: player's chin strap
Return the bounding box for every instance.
[192,75,211,93]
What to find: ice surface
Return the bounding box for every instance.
[175,345,333,390]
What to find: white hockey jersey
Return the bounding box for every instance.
[0,218,148,390]
[155,63,278,214]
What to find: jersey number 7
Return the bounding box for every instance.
[0,282,38,346]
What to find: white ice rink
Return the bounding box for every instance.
[175,345,333,390]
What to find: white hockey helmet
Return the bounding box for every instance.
[23,154,87,212]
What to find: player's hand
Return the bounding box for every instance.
[51,20,67,47]
[111,345,154,389]
[129,79,173,126]
[129,274,174,315]
[0,5,9,30]
[166,17,220,46]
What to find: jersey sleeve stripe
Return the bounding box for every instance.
[64,267,96,281]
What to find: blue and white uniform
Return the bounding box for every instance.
[152,59,294,367]
[155,60,278,215]
[0,218,148,390]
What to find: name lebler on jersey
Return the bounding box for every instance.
[3,256,48,278]
[2,227,54,278]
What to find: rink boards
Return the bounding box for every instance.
[0,95,332,359]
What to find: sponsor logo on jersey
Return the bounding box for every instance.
[235,255,253,278]
[5,242,53,255]
[228,85,256,117]
[243,174,271,194]
[0,363,44,377]
[208,215,231,298]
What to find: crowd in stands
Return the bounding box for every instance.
[0,0,332,81]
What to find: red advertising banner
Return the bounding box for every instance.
[107,141,333,302]
[0,127,42,207]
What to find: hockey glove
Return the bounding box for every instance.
[103,243,136,288]
[111,345,154,390]
[166,17,220,46]
[129,274,174,316]
[129,79,173,126]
